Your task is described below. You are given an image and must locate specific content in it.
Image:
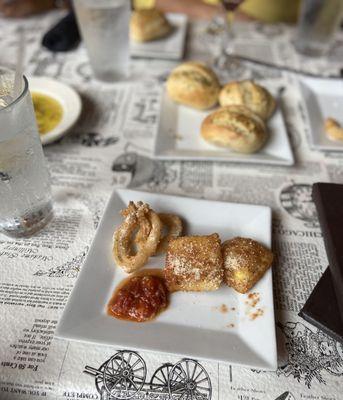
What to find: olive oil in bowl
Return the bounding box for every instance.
[31,92,63,135]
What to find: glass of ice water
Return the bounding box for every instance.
[0,69,53,237]
[73,0,131,82]
[295,0,343,57]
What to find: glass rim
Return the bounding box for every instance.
[0,74,28,112]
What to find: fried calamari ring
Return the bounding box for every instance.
[155,213,183,254]
[113,201,162,273]
[134,213,183,255]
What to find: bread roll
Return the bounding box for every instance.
[130,9,172,43]
[201,105,268,153]
[166,62,221,110]
[324,118,343,141]
[219,80,276,120]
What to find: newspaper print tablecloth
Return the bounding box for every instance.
[1,11,343,400]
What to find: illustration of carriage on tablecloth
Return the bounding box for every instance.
[84,350,212,400]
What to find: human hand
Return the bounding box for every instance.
[0,0,56,18]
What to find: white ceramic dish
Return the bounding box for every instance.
[153,89,294,165]
[299,77,343,152]
[28,76,82,145]
[130,13,187,60]
[56,189,277,370]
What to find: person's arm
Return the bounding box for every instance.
[0,0,68,18]
[155,0,220,20]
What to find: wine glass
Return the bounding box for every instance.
[207,0,244,79]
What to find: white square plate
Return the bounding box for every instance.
[130,13,187,60]
[299,77,343,152]
[153,90,294,165]
[56,189,277,370]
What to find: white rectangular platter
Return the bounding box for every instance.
[299,77,343,152]
[153,90,294,165]
[130,13,187,60]
[56,189,277,370]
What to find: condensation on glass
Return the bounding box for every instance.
[0,68,53,237]
[74,0,130,82]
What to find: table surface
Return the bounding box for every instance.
[0,10,343,400]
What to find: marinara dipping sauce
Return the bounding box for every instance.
[107,270,169,322]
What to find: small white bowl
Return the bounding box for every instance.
[28,76,82,145]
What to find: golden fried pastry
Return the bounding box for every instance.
[134,213,182,255]
[222,237,273,294]
[166,62,221,110]
[155,213,183,255]
[113,201,162,273]
[164,234,223,292]
[130,9,172,43]
[201,105,267,153]
[219,80,276,120]
[324,118,343,142]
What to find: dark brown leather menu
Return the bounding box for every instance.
[299,182,343,343]
[312,182,343,320]
[299,267,343,343]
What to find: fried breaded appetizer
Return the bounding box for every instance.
[164,234,223,292]
[113,201,162,273]
[222,237,273,294]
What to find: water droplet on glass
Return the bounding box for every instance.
[25,148,34,156]
[0,171,11,182]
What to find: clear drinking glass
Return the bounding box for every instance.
[295,0,343,57]
[207,1,244,79]
[73,0,131,82]
[0,69,53,237]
